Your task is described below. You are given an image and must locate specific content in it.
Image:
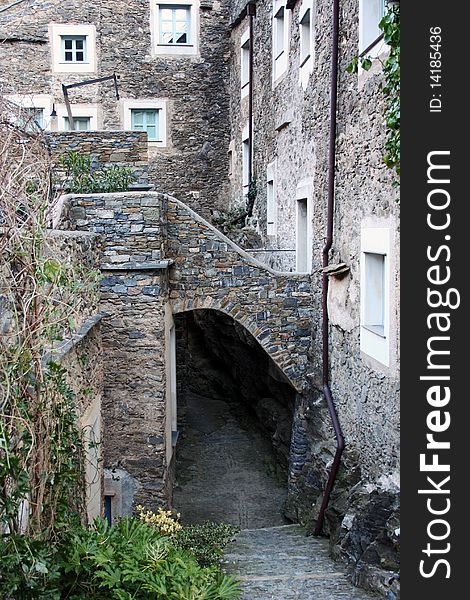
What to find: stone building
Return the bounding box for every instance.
[1,0,400,596]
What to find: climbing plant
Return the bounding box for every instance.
[0,98,98,589]
[347,3,400,180]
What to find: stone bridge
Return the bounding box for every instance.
[60,191,316,510]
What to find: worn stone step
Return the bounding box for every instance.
[223,524,379,599]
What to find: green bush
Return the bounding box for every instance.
[0,518,241,599]
[59,151,135,194]
[175,522,239,568]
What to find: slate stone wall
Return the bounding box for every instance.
[60,190,320,512]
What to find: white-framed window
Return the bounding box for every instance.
[151,0,199,56]
[295,179,313,273]
[272,0,290,84]
[49,24,96,73]
[64,116,91,131]
[241,28,250,99]
[242,122,250,192]
[55,103,99,131]
[359,0,386,54]
[360,226,391,367]
[62,35,87,63]
[299,0,314,89]
[266,161,277,236]
[131,109,160,141]
[122,99,168,147]
[6,94,53,131]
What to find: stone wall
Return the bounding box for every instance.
[0,0,232,217]
[165,194,314,390]
[59,190,323,514]
[46,130,150,188]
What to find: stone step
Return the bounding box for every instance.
[223,524,379,599]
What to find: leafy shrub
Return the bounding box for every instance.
[0,518,241,599]
[175,522,239,568]
[59,151,135,194]
[59,517,240,599]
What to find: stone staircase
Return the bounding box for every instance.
[223,524,379,599]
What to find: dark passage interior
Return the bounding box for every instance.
[172,310,296,529]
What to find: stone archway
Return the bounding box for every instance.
[171,309,297,528]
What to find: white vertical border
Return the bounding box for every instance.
[295,178,313,273]
[240,28,250,99]
[266,160,277,236]
[360,226,391,367]
[299,0,314,90]
[272,0,290,86]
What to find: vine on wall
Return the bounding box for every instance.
[0,99,98,587]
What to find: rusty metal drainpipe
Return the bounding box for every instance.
[313,0,345,537]
[247,2,256,215]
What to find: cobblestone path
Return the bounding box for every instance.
[174,392,378,598]
[223,525,379,599]
[173,391,289,529]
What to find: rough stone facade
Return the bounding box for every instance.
[227,1,400,595]
[0,0,232,216]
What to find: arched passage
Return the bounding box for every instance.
[172,309,297,529]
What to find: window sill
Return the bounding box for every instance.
[363,324,386,339]
[157,43,194,48]
[59,61,90,65]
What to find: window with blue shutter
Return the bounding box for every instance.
[131,109,160,141]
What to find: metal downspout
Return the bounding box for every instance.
[313,0,345,537]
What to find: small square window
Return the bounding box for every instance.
[64,116,91,131]
[61,35,87,63]
[131,109,160,141]
[159,5,191,45]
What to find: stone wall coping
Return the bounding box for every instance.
[42,313,104,366]
[46,228,100,240]
[101,260,173,271]
[164,193,310,279]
